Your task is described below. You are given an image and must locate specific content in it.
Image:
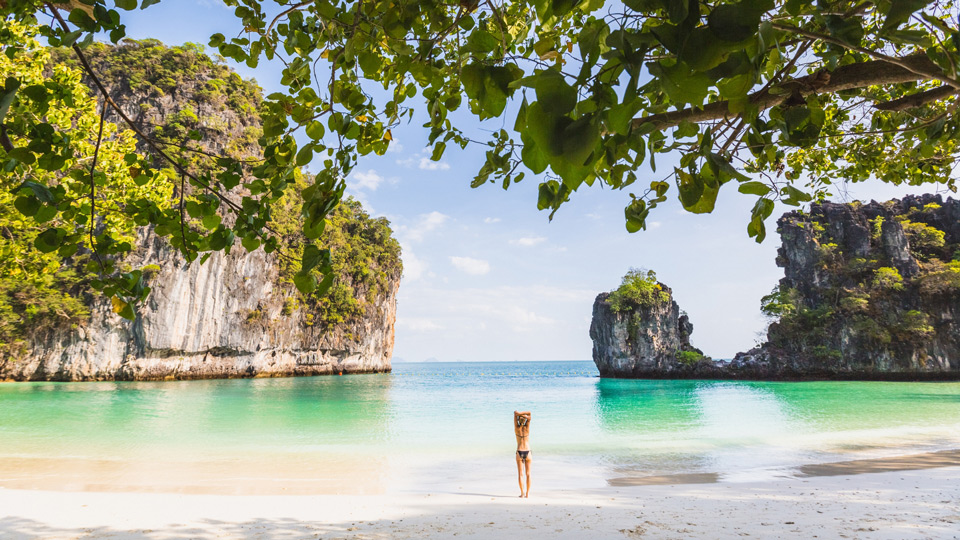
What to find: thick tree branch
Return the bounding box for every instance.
[771,23,960,90]
[630,54,945,131]
[874,85,957,111]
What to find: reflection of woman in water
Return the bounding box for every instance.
[514,410,532,497]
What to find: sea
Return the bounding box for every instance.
[1,360,958,495]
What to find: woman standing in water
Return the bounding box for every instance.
[514,410,532,497]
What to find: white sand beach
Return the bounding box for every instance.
[1,459,958,539]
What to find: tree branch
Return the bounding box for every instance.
[874,85,957,111]
[630,54,946,131]
[89,100,106,270]
[44,3,295,262]
[770,22,960,90]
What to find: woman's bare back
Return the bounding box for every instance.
[514,411,532,497]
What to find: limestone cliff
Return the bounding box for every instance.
[591,195,960,380]
[0,41,400,381]
[734,194,960,379]
[590,271,708,378]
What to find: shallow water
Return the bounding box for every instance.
[1,361,958,493]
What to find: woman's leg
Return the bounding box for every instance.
[523,456,531,497]
[516,454,525,496]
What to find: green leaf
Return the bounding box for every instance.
[114,0,137,10]
[578,19,610,63]
[13,195,40,216]
[738,181,771,196]
[534,70,577,116]
[201,214,221,230]
[461,63,521,118]
[676,168,704,209]
[60,30,84,47]
[525,102,566,157]
[18,180,55,203]
[706,153,749,183]
[708,0,772,42]
[68,9,96,31]
[305,120,325,140]
[296,145,313,166]
[241,234,260,251]
[466,29,500,54]
[781,184,812,206]
[825,15,864,46]
[293,272,317,294]
[0,77,21,124]
[301,244,329,273]
[717,72,755,99]
[431,142,446,161]
[34,203,57,223]
[624,199,648,232]
[141,0,161,9]
[606,98,643,135]
[316,272,335,296]
[520,130,549,174]
[661,0,690,24]
[34,228,62,253]
[883,0,930,32]
[7,148,35,165]
[561,115,600,166]
[647,61,711,107]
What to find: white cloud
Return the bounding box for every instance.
[649,221,662,229]
[350,169,385,191]
[484,217,501,224]
[401,245,427,281]
[509,236,546,247]
[396,211,450,243]
[395,147,450,170]
[387,141,404,153]
[450,256,490,275]
[419,157,450,170]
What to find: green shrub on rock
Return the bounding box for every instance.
[607,269,670,313]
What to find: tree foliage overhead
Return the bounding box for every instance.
[3,0,960,308]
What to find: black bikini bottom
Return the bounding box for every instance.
[517,450,530,460]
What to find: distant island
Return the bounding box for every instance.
[0,41,402,381]
[591,195,960,380]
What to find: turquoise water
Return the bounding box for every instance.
[1,361,959,492]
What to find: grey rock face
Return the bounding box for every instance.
[1,230,398,381]
[590,286,709,378]
[0,44,400,381]
[591,195,960,380]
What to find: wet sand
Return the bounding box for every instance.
[609,448,960,486]
[0,454,958,539]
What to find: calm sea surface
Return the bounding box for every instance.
[1,361,959,493]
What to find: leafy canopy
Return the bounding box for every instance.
[3,0,960,307]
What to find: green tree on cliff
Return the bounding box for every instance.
[3,0,960,306]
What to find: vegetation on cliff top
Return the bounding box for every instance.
[761,198,960,358]
[49,39,263,161]
[0,25,401,355]
[606,268,670,313]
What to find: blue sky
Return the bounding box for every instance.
[117,1,945,361]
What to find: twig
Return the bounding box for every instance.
[89,99,106,270]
